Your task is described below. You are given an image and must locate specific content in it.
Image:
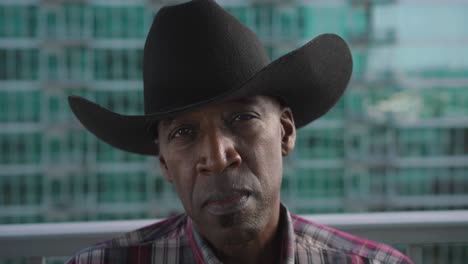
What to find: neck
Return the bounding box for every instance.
[222,225,282,264]
[213,205,283,264]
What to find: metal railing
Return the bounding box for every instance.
[1,210,468,264]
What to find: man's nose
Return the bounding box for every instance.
[196,129,242,175]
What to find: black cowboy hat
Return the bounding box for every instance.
[68,0,352,156]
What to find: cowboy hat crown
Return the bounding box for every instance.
[69,0,353,155]
[144,0,269,114]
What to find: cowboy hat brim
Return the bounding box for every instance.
[69,33,352,156]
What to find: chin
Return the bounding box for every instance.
[217,211,250,228]
[216,208,263,234]
[216,220,259,245]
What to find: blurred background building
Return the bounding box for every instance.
[0,0,468,263]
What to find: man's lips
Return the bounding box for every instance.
[203,191,251,215]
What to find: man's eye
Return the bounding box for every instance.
[170,127,194,140]
[232,113,255,122]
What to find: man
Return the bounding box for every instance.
[67,0,413,263]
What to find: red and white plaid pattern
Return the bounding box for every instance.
[66,205,413,264]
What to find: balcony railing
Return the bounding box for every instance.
[1,210,467,264]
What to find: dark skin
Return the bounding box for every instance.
[157,96,296,263]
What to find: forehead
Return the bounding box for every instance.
[159,95,279,127]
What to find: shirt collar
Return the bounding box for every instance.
[187,203,296,264]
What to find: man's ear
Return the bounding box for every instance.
[280,107,296,156]
[159,155,173,183]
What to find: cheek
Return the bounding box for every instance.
[164,151,198,212]
[244,125,283,185]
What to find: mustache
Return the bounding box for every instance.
[198,172,255,206]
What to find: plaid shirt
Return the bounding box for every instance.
[66,205,413,264]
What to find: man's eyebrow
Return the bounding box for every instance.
[159,97,261,128]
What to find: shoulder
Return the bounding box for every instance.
[65,214,192,264]
[291,214,414,264]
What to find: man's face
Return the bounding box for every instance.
[157,96,295,245]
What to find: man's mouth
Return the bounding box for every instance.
[204,191,250,216]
